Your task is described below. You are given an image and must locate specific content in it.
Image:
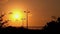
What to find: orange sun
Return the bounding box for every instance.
[9,8,24,22]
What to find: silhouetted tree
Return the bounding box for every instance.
[57,17,60,23]
[43,17,60,32]
[0,14,9,28]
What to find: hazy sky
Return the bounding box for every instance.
[0,0,60,27]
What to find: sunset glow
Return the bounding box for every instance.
[5,8,26,27]
[11,11,21,20]
[0,0,60,30]
[9,8,24,21]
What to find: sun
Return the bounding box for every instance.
[12,12,20,20]
[9,8,24,21]
[14,14,19,19]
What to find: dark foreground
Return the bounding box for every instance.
[0,26,44,33]
[0,17,60,33]
[0,26,59,33]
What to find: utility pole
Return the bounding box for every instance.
[24,10,30,29]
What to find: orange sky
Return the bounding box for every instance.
[0,0,60,28]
